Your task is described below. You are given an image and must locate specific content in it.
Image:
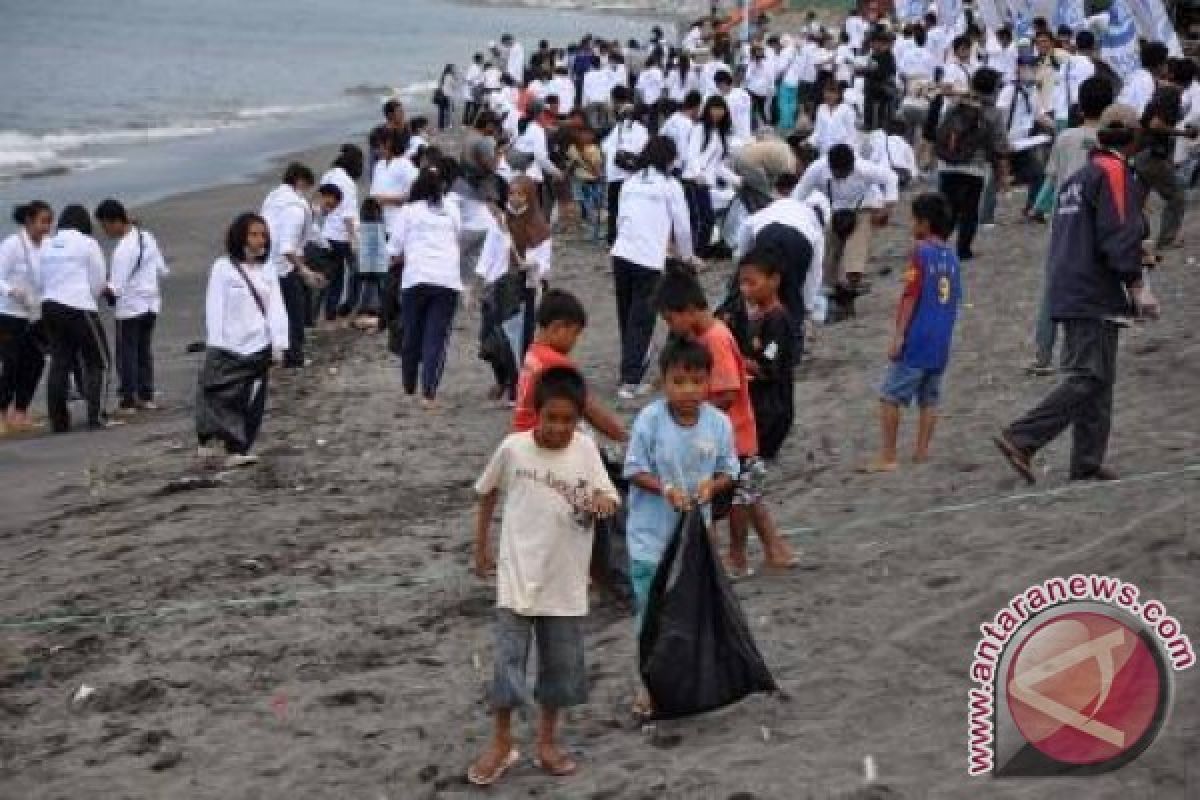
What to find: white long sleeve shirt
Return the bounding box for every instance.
[386,200,463,291]
[37,230,106,312]
[1055,54,1095,121]
[611,169,693,269]
[462,63,483,101]
[863,130,918,179]
[548,75,576,114]
[506,43,525,81]
[0,231,41,319]
[318,166,358,243]
[109,227,168,319]
[368,157,418,238]
[261,183,311,278]
[660,111,697,173]
[602,119,650,182]
[793,155,899,210]
[1118,68,1156,116]
[744,58,776,96]
[723,87,754,140]
[513,121,562,183]
[809,103,860,154]
[735,195,826,315]
[636,66,666,106]
[204,256,288,356]
[582,67,614,107]
[683,126,739,187]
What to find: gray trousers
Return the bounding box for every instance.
[1034,254,1057,365]
[1134,152,1185,247]
[1006,318,1120,478]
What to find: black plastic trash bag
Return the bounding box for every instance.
[590,451,634,610]
[194,347,270,453]
[638,509,777,719]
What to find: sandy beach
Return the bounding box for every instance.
[1,121,1199,800]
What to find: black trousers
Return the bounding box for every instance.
[938,171,985,258]
[400,283,459,399]
[1006,318,1120,478]
[279,271,308,367]
[0,314,44,413]
[612,257,660,386]
[116,312,156,405]
[684,180,716,256]
[607,181,623,246]
[749,92,771,129]
[41,301,106,431]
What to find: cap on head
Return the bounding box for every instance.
[1099,103,1139,132]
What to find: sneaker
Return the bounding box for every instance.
[137,401,160,411]
[981,223,996,231]
[223,453,260,469]
[114,404,138,417]
[1025,360,1056,376]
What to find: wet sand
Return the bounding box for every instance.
[1,147,1198,799]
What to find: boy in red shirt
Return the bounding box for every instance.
[512,289,627,442]
[654,266,797,574]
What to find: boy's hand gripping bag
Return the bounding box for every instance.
[637,510,777,719]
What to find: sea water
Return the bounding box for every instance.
[0,0,654,212]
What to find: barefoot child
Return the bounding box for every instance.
[653,266,797,576]
[511,289,626,442]
[623,336,738,713]
[862,192,961,472]
[469,366,620,786]
[729,249,797,460]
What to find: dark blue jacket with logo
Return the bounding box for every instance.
[1047,149,1147,321]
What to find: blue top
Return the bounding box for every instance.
[623,399,739,565]
[899,240,961,372]
[358,222,389,275]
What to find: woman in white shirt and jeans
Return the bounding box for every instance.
[196,213,288,467]
[318,144,363,326]
[0,201,52,434]
[610,135,696,399]
[388,167,463,410]
[95,198,169,414]
[37,205,110,433]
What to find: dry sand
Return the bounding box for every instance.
[1,138,1199,799]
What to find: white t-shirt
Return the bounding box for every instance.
[319,166,358,243]
[724,87,754,140]
[845,15,869,50]
[548,75,576,114]
[582,67,613,107]
[109,227,168,319]
[476,431,619,617]
[387,200,463,291]
[370,157,419,237]
[1118,68,1156,116]
[37,230,106,312]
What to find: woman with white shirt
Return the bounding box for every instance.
[95,198,169,415]
[684,96,741,257]
[511,103,564,221]
[635,52,666,128]
[744,45,777,130]
[809,80,860,155]
[36,205,109,433]
[196,213,288,467]
[664,54,700,104]
[601,92,650,245]
[610,135,696,400]
[370,129,418,240]
[0,201,52,434]
[388,167,463,410]
[318,144,363,327]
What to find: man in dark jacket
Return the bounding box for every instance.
[995,104,1159,484]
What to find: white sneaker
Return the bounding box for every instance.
[224,453,260,469]
[197,445,220,462]
[617,384,637,401]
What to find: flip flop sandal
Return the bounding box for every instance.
[993,435,1036,485]
[856,459,898,474]
[467,748,520,787]
[533,753,578,777]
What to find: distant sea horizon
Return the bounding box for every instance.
[0,0,658,217]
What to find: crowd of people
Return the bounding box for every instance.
[1,2,1195,786]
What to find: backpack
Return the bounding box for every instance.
[935,102,988,165]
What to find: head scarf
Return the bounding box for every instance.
[505,175,551,257]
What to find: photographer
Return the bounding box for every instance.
[996,105,1158,484]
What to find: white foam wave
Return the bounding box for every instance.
[233,102,342,120]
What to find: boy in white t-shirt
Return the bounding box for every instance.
[468,366,620,787]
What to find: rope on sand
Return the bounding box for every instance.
[3,461,1198,632]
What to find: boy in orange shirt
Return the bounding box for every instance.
[653,266,797,574]
[511,289,626,442]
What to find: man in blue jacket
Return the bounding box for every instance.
[995,104,1160,484]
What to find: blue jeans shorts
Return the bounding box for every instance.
[490,609,587,711]
[880,362,944,408]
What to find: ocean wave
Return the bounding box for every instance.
[232,102,343,120]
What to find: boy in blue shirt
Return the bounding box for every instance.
[624,337,739,715]
[862,192,962,472]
